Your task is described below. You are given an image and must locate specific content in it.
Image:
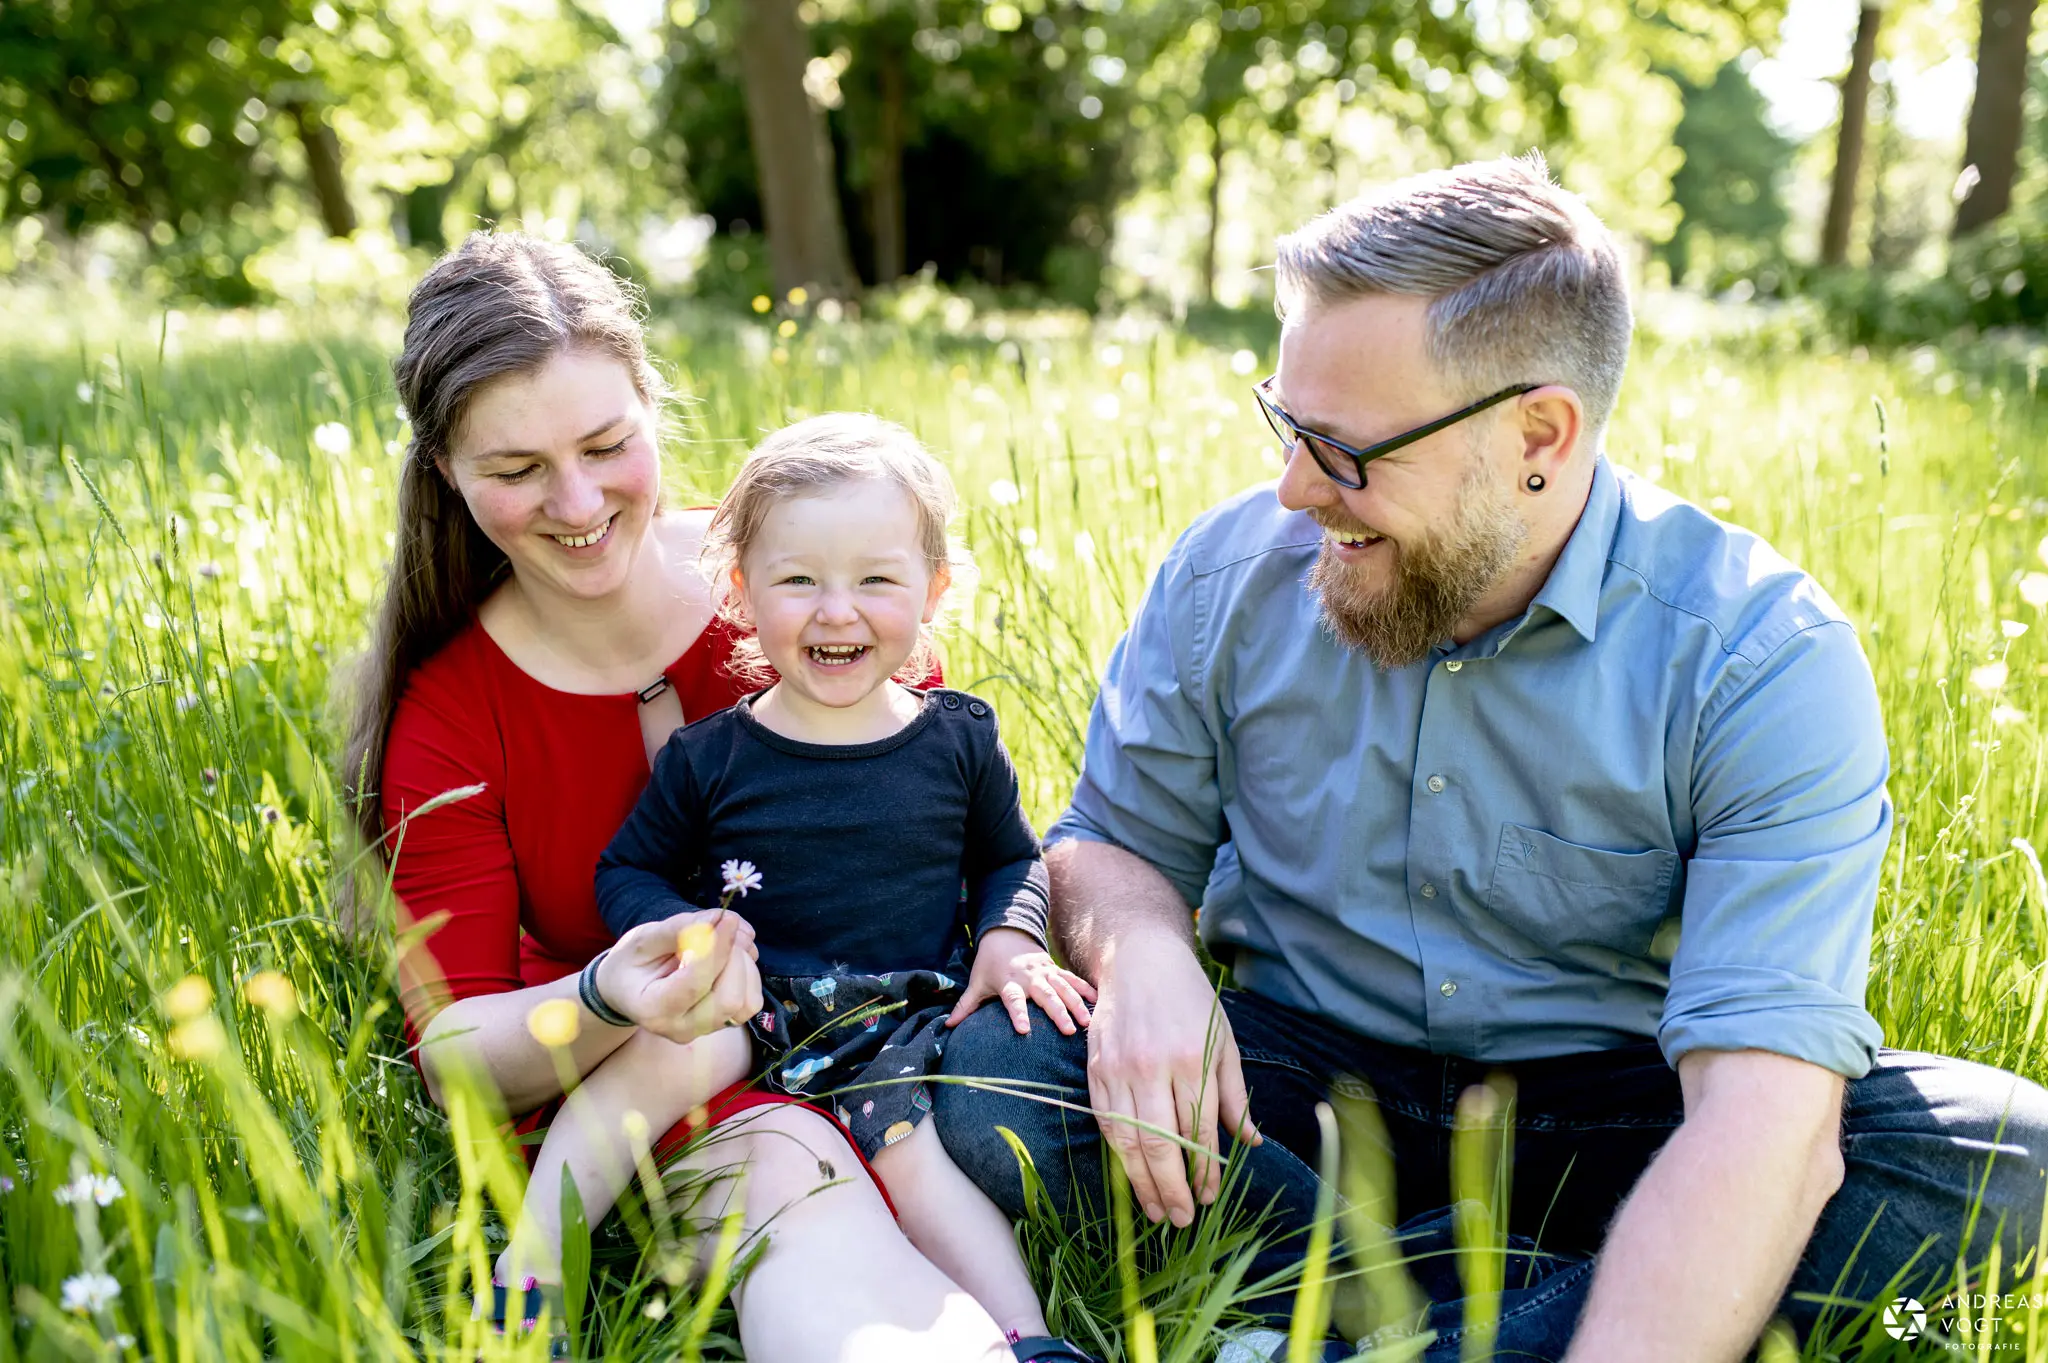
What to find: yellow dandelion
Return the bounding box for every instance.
[163,974,213,1022]
[786,286,808,306]
[168,1014,225,1062]
[751,294,772,313]
[242,970,298,1020]
[677,920,716,963]
[527,997,582,1048]
[777,318,797,339]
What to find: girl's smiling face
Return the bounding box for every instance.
[732,477,948,715]
[442,349,660,604]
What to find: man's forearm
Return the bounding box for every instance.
[1045,837,1197,981]
[1562,1111,1842,1361]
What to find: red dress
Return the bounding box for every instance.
[381,612,932,1181]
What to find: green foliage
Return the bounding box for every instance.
[661,0,1132,301]
[1661,59,1796,290]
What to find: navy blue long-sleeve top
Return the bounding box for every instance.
[595,687,1050,977]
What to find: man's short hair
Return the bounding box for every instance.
[1275,151,1632,441]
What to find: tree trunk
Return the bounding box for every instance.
[736,0,857,299]
[286,102,357,238]
[1201,109,1225,305]
[1820,4,1881,267]
[869,41,906,283]
[1954,0,2040,237]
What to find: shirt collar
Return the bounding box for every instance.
[1525,455,1620,644]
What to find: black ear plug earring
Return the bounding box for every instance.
[1526,473,1547,493]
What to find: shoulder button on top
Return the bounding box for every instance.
[968,701,989,718]
[942,694,962,709]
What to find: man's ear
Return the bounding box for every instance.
[922,564,952,624]
[1517,385,1585,486]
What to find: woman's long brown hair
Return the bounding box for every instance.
[336,232,666,918]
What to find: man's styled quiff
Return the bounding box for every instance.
[1275,151,1633,441]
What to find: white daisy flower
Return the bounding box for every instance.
[60,1271,120,1313]
[720,860,763,897]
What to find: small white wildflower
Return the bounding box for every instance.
[1017,526,1038,547]
[1024,547,1058,574]
[175,691,201,713]
[196,561,221,580]
[59,1271,120,1314]
[721,859,763,897]
[1073,530,1096,561]
[1970,660,2010,692]
[2003,619,2029,639]
[1090,392,1121,422]
[2022,573,2048,608]
[1992,704,2030,727]
[311,422,352,455]
[1230,348,1258,376]
[988,479,1020,506]
[76,381,94,403]
[1098,344,1122,367]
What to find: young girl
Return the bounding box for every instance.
[497,412,1101,1363]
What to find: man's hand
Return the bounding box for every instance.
[599,908,762,1045]
[1086,926,1260,1227]
[946,926,1098,1035]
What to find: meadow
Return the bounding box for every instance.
[0,288,2045,1362]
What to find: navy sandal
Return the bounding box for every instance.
[1010,1338,1101,1363]
[477,1278,571,1359]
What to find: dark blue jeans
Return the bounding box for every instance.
[934,989,2048,1360]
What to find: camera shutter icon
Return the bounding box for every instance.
[1882,1297,1926,1341]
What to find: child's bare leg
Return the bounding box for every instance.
[869,1117,1048,1340]
[498,1023,752,1287]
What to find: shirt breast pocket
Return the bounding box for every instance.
[1484,824,1682,962]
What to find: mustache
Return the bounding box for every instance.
[1308,508,1386,541]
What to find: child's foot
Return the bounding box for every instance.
[475,1276,571,1359]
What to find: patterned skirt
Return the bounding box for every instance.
[747,947,969,1162]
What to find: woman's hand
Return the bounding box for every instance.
[945,926,1098,1036]
[597,908,763,1045]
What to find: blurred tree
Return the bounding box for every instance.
[1821,3,1881,266]
[0,0,362,297]
[1954,0,2040,236]
[1660,59,1795,286]
[737,0,858,297]
[662,0,1131,303]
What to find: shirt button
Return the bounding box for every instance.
[1419,882,1437,899]
[968,701,989,718]
[1426,774,1446,794]
[1444,660,1463,673]
[1440,979,1459,998]
[942,694,961,709]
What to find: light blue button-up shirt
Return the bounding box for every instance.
[1047,458,1890,1079]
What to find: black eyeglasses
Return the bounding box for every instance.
[1252,376,1539,490]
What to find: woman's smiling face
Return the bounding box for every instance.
[443,348,659,603]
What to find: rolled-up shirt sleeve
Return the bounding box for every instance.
[1660,618,1890,1078]
[1045,528,1225,908]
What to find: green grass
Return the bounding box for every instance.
[0,292,2045,1360]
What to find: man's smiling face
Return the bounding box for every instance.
[1270,292,1529,668]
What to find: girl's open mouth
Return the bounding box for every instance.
[805,644,870,667]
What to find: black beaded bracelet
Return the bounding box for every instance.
[578,948,634,1029]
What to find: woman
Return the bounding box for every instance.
[341,231,1015,1362]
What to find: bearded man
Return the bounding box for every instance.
[935,154,2048,1361]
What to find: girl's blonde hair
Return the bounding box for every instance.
[704,412,973,688]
